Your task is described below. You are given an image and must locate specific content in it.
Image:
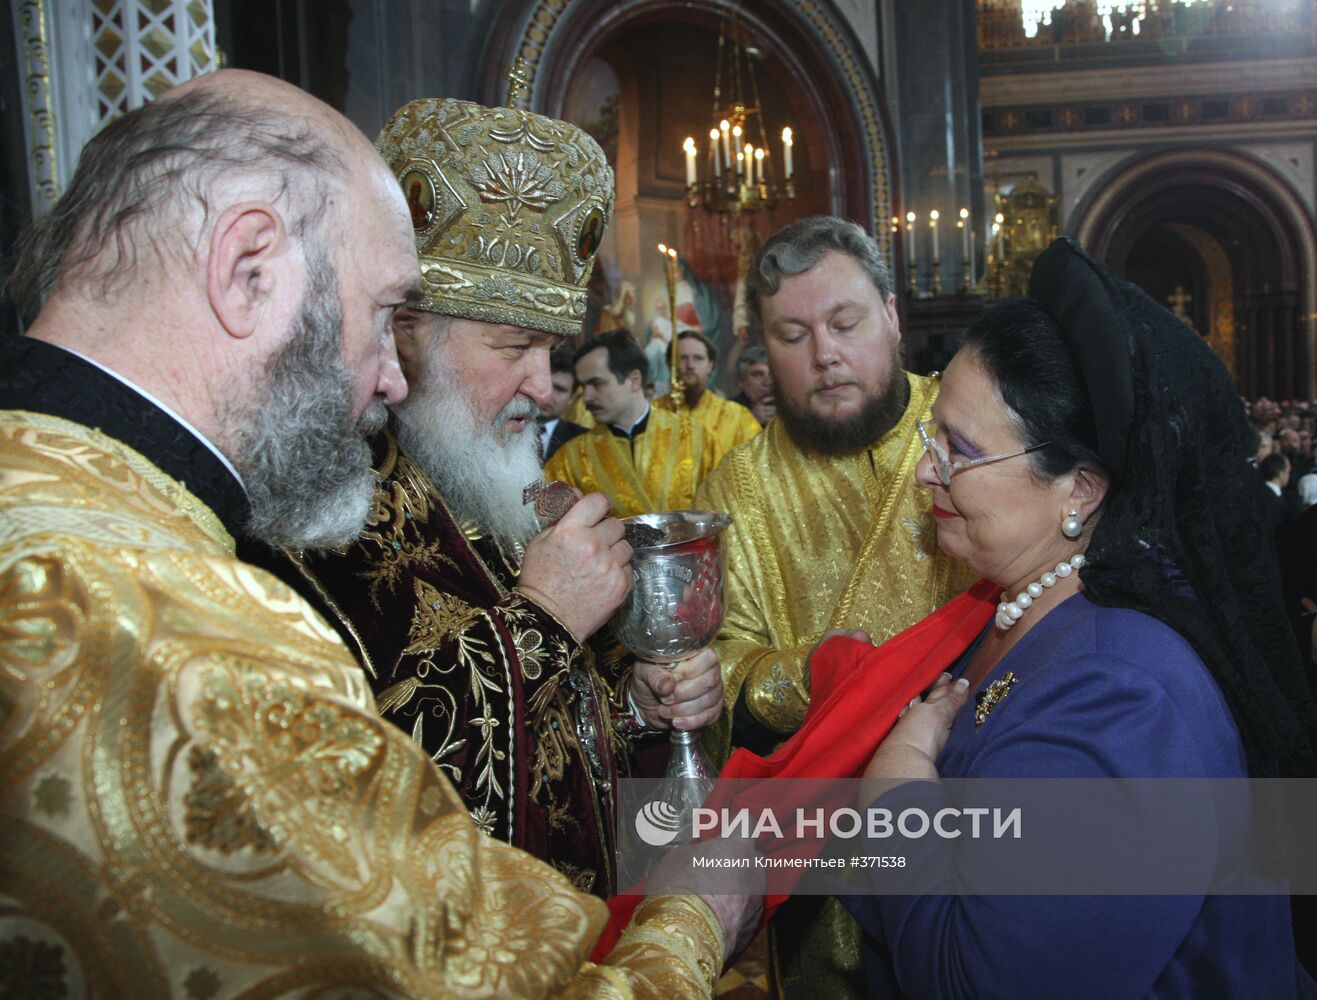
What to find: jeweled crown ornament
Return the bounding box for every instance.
[376,63,615,337]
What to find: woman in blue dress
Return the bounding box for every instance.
[842,238,1316,998]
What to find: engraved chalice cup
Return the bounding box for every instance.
[613,510,730,850]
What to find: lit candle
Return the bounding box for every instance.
[732,125,743,177]
[754,146,765,185]
[959,208,970,262]
[720,120,731,171]
[683,137,697,186]
[782,127,794,179]
[994,212,1005,260]
[709,128,721,176]
[905,211,917,275]
[929,210,940,261]
[743,143,753,183]
[657,243,668,256]
[736,151,744,181]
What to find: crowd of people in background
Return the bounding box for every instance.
[1248,396,1317,531]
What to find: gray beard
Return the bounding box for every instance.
[392,347,544,550]
[227,252,384,550]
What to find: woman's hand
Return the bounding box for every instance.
[859,674,971,804]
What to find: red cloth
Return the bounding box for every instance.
[590,579,997,961]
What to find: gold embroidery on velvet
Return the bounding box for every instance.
[552,859,597,895]
[529,701,574,800]
[513,627,546,680]
[405,579,484,648]
[3,413,733,996]
[396,577,514,823]
[469,804,497,836]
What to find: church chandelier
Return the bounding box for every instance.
[679,8,796,220]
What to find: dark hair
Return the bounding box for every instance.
[677,329,717,364]
[574,329,647,384]
[746,215,893,323]
[962,298,1104,483]
[7,88,345,312]
[736,344,768,378]
[549,342,576,377]
[1260,452,1290,481]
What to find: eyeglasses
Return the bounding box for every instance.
[916,418,1051,487]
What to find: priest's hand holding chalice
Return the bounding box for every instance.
[612,510,731,846]
[521,483,726,772]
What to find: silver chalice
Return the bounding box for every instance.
[613,510,731,845]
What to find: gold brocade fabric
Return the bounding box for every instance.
[544,407,719,518]
[656,392,761,470]
[695,373,978,761]
[0,411,721,999]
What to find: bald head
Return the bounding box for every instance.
[6,70,419,550]
[9,69,380,311]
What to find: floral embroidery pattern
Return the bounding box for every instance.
[470,149,567,217]
[188,662,385,882]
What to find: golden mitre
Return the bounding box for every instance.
[377,96,614,337]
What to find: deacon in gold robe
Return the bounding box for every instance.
[546,330,720,517]
[0,69,750,999]
[696,216,976,1000]
[656,330,761,466]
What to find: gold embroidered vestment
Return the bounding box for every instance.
[0,410,723,998]
[656,391,761,470]
[544,406,719,518]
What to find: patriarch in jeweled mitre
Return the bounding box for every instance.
[376,92,615,336]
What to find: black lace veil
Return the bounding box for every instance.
[1029,238,1316,777]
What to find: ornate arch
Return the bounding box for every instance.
[1073,148,1317,399]
[477,0,895,256]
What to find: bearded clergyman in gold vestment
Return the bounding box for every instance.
[656,331,761,468]
[546,330,720,517]
[0,70,751,999]
[696,218,977,1000]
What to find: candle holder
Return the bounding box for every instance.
[930,257,942,296]
[676,13,797,224]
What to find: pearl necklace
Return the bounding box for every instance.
[995,553,1087,630]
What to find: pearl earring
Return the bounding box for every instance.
[1061,507,1083,539]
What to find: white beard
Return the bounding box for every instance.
[392,347,544,550]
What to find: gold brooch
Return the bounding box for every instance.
[974,671,1019,727]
